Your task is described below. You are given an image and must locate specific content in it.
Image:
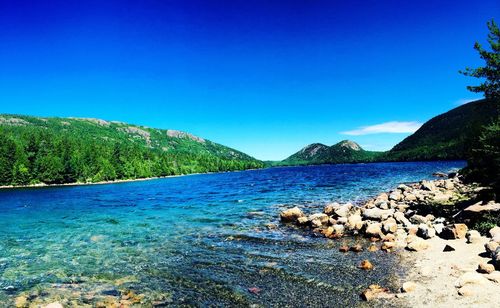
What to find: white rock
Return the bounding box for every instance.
[389,191,402,201]
[363,208,394,221]
[394,212,412,227]
[346,214,363,230]
[336,217,348,224]
[455,272,488,288]
[383,219,398,234]
[366,222,383,238]
[334,203,352,217]
[490,226,500,239]
[417,224,435,239]
[466,230,482,244]
[406,237,429,251]
[409,215,428,224]
[309,213,329,227]
[433,223,445,235]
[402,281,417,293]
[420,180,436,191]
[485,241,499,255]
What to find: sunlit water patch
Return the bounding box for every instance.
[0,161,465,306]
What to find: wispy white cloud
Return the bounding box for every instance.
[341,121,422,136]
[453,98,480,106]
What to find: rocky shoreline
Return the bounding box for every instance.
[280,172,500,305]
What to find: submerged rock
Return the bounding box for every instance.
[350,244,363,252]
[361,284,394,301]
[339,245,349,253]
[323,224,344,238]
[15,296,28,308]
[42,303,63,308]
[359,260,374,270]
[381,241,395,251]
[248,287,262,295]
[297,217,309,225]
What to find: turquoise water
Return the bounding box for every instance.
[0,161,465,306]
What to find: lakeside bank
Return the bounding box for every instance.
[280,173,500,306]
[0,168,263,190]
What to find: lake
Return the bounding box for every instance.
[0,161,465,306]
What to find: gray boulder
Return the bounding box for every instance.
[363,208,394,221]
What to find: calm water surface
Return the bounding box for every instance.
[0,161,465,306]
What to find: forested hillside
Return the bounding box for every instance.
[385,99,499,161]
[0,115,263,186]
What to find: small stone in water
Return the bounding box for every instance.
[248,287,262,295]
[101,289,120,296]
[15,295,28,307]
[339,245,349,253]
[359,260,374,270]
[350,244,363,252]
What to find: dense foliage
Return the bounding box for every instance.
[0,115,263,186]
[460,20,499,100]
[462,120,500,194]
[385,99,499,161]
[459,20,500,198]
[278,140,383,166]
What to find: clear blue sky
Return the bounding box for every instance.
[0,1,498,160]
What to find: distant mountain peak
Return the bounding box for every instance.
[280,139,379,166]
[336,140,362,151]
[299,143,328,157]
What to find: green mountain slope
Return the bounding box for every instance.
[0,115,263,186]
[280,140,383,166]
[385,98,499,161]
